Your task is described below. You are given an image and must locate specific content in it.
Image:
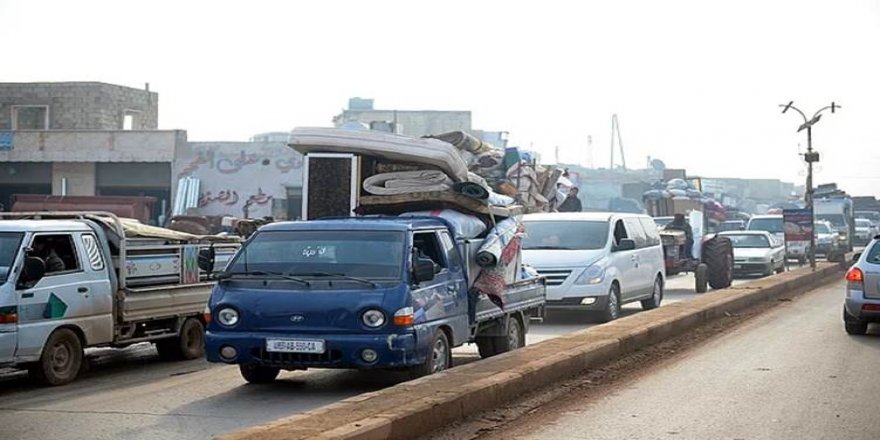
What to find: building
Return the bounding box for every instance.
[332,97,472,137]
[0,81,304,223]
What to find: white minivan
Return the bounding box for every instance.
[522,212,666,322]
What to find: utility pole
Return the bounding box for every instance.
[779,101,840,271]
[610,114,626,170]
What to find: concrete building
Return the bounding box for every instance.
[0,82,158,130]
[332,97,471,137]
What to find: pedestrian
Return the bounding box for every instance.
[557,187,582,212]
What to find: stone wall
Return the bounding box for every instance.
[0,82,158,130]
[0,130,185,162]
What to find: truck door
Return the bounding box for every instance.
[75,232,114,345]
[15,233,103,358]
[411,230,468,346]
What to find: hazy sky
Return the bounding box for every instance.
[2,0,879,195]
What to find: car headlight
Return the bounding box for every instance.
[574,265,606,285]
[216,307,240,327]
[361,309,386,328]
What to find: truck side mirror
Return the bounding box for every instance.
[198,247,216,273]
[413,256,437,284]
[614,238,636,252]
[17,256,47,290]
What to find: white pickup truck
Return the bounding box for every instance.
[0,212,238,385]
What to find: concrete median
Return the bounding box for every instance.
[222,261,847,440]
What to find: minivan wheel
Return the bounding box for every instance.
[596,284,621,323]
[641,276,663,310]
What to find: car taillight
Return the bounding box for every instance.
[846,268,864,283]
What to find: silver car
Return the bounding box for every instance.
[844,236,880,335]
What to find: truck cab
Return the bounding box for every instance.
[204,217,544,383]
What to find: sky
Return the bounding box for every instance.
[2,0,879,196]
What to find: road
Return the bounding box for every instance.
[0,273,745,440]
[497,280,880,440]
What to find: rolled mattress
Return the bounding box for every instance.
[288,127,471,182]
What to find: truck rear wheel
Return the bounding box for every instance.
[704,237,733,289]
[476,316,525,359]
[240,364,280,383]
[30,328,83,386]
[156,318,205,360]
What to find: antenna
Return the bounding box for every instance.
[610,114,626,169]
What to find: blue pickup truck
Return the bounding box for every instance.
[199,217,545,383]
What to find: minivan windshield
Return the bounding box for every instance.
[748,218,783,234]
[725,234,771,248]
[522,220,609,250]
[226,230,405,280]
[816,214,846,228]
[0,232,24,283]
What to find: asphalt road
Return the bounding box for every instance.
[508,280,880,440]
[0,272,746,440]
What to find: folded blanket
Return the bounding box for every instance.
[363,170,452,195]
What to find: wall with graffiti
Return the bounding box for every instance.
[172,141,304,218]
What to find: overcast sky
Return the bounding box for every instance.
[2,0,879,195]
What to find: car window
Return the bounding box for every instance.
[725,234,771,248]
[866,242,880,265]
[623,218,648,248]
[522,221,610,250]
[413,231,447,268]
[613,219,629,246]
[438,231,461,269]
[638,217,661,246]
[30,234,81,275]
[748,218,783,233]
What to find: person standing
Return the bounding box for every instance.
[557,187,583,212]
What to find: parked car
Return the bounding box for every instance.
[719,230,785,277]
[814,220,845,261]
[747,214,806,264]
[855,210,880,228]
[843,237,880,335]
[522,212,666,323]
[854,218,876,246]
[717,220,746,232]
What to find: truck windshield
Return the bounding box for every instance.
[227,230,405,280]
[0,233,24,283]
[816,214,846,228]
[747,218,783,234]
[522,221,609,250]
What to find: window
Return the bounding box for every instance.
[613,219,629,246]
[522,221,609,250]
[623,218,648,248]
[30,234,80,275]
[81,234,105,271]
[638,217,662,246]
[413,231,446,268]
[122,109,141,130]
[438,231,461,268]
[12,105,49,130]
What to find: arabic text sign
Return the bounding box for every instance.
[783,208,813,242]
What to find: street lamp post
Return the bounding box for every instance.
[779,101,840,271]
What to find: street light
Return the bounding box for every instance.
[779,101,840,270]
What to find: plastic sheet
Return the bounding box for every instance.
[400,209,487,239]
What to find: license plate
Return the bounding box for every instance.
[265,338,325,354]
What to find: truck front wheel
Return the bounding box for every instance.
[409,330,451,378]
[240,364,280,383]
[30,328,83,386]
[156,318,205,360]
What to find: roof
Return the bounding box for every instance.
[523,212,629,222]
[260,217,449,233]
[0,219,92,233]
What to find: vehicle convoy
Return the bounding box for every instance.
[843,235,880,335]
[0,212,239,385]
[522,212,665,322]
[644,197,734,293]
[815,198,855,252]
[719,231,785,277]
[203,217,546,383]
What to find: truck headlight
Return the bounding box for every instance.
[362,309,386,328]
[574,265,606,285]
[217,307,240,327]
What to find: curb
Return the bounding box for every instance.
[222,261,847,440]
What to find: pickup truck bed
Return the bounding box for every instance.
[474,278,545,323]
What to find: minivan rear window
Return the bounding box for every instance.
[522,221,609,250]
[748,218,783,234]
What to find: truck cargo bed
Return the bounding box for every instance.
[474,277,545,323]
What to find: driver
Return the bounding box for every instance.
[32,239,66,273]
[664,214,694,259]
